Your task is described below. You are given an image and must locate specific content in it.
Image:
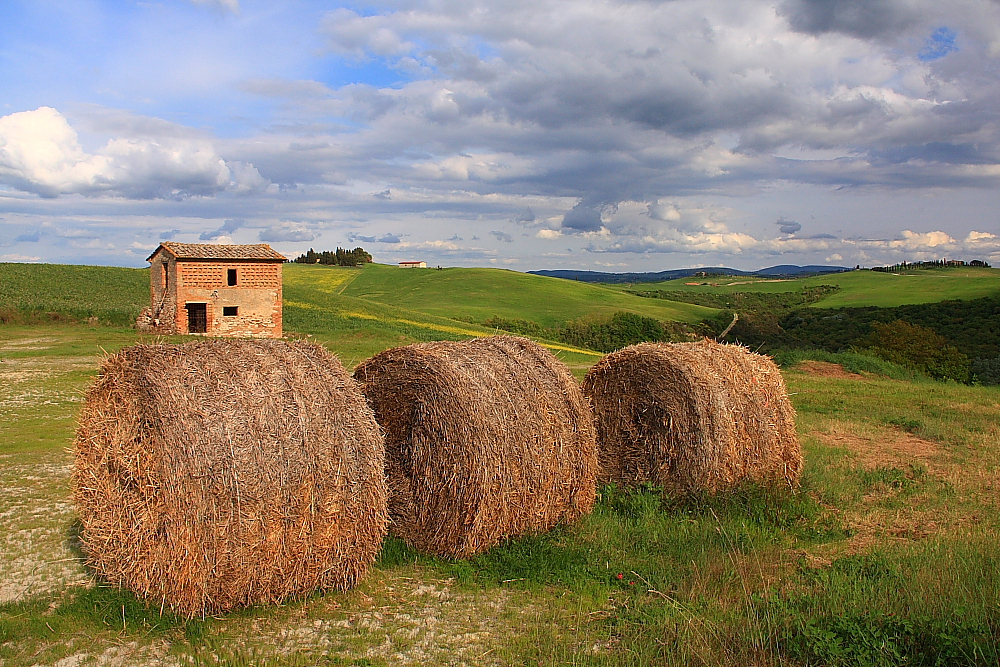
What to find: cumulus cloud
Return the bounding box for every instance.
[776,217,803,234]
[7,0,1000,269]
[779,0,920,38]
[0,107,267,199]
[562,202,605,233]
[889,229,957,249]
[490,230,514,243]
[258,222,317,243]
[14,232,40,242]
[512,208,536,224]
[322,9,414,57]
[347,232,401,243]
[200,218,244,241]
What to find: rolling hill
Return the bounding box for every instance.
[603,266,1000,309]
[323,263,716,327]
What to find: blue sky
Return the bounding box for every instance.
[2,0,999,270]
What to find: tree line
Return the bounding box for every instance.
[293,247,373,266]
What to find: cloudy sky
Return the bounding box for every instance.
[2,0,1000,270]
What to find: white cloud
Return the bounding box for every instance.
[536,229,562,239]
[322,9,414,57]
[259,222,318,243]
[889,230,957,250]
[0,254,41,262]
[967,231,998,243]
[0,107,268,199]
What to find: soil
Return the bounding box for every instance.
[812,429,942,471]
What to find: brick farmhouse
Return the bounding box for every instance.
[140,243,286,337]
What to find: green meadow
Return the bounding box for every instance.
[608,265,1000,308]
[2,261,1000,666]
[314,262,716,326]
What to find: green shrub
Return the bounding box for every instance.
[860,320,970,382]
[971,356,1000,385]
[485,310,695,352]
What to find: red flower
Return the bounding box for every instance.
[616,573,624,580]
[629,581,635,586]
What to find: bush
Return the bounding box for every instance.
[484,311,696,352]
[971,357,1000,386]
[860,320,970,382]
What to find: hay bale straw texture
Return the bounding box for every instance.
[353,336,597,559]
[74,339,388,617]
[583,340,801,495]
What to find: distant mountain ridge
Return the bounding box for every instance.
[528,265,852,284]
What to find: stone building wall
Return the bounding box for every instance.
[148,259,282,337]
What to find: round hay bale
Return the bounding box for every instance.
[73,339,388,617]
[582,340,801,495]
[353,336,597,558]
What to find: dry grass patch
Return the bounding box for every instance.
[0,450,89,604]
[812,428,944,473]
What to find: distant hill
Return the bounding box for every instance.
[527,265,851,283]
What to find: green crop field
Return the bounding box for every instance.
[606,266,1000,308]
[0,263,148,326]
[3,261,1000,665]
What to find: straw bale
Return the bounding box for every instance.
[73,339,388,617]
[582,340,801,495]
[353,336,597,558]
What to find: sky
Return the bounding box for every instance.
[1,0,1000,271]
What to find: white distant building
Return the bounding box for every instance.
[399,261,427,268]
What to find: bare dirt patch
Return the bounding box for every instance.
[219,574,511,667]
[0,336,58,352]
[796,360,865,380]
[812,429,943,471]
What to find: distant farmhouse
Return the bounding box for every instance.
[399,261,427,268]
[139,243,286,337]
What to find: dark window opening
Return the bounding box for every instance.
[227,268,237,286]
[185,303,207,333]
[223,306,238,316]
[163,263,169,291]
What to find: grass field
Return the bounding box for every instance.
[0,263,148,326]
[3,262,1000,664]
[606,266,1000,309]
[322,263,717,326]
[2,324,999,666]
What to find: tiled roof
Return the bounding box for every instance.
[148,243,287,261]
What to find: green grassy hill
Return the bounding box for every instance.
[5,261,999,368]
[0,263,148,326]
[606,266,1000,308]
[281,265,602,369]
[322,262,716,326]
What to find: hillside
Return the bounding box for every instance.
[606,266,1000,309]
[529,264,850,283]
[0,263,148,326]
[326,263,716,326]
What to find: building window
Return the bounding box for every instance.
[227,269,237,286]
[163,262,169,291]
[223,306,238,316]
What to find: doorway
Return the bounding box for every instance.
[186,303,207,333]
